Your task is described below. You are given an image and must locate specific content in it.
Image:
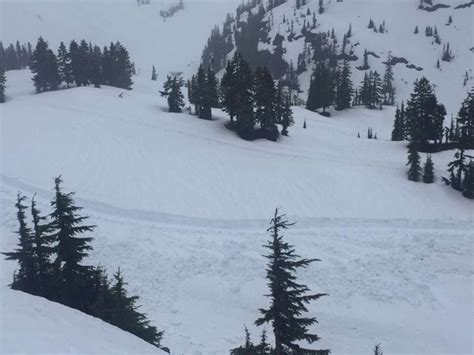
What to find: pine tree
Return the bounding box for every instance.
[31,37,60,93]
[448,148,467,191]
[195,65,212,120]
[161,75,185,113]
[57,41,72,87]
[405,77,445,144]
[335,58,353,111]
[423,154,435,183]
[114,42,134,90]
[75,40,91,87]
[3,194,36,293]
[151,65,157,81]
[90,45,103,88]
[69,40,80,86]
[0,65,5,103]
[382,54,396,105]
[256,330,271,355]
[307,61,335,114]
[31,196,55,296]
[254,67,277,132]
[230,326,257,355]
[279,88,294,137]
[391,105,405,141]
[207,65,219,108]
[457,89,474,148]
[49,176,96,309]
[462,160,474,199]
[109,268,163,347]
[407,144,422,182]
[255,209,327,355]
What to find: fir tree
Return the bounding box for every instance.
[335,58,353,111]
[391,105,405,141]
[457,89,474,148]
[3,194,36,293]
[31,37,60,93]
[448,148,467,191]
[57,41,72,87]
[307,61,335,114]
[423,154,435,183]
[161,75,185,113]
[151,65,157,81]
[207,65,219,108]
[230,326,257,355]
[108,268,163,347]
[69,40,80,86]
[405,77,445,144]
[114,42,134,90]
[90,45,103,88]
[49,176,96,309]
[255,209,327,355]
[254,67,277,132]
[407,144,422,182]
[31,196,55,296]
[279,88,294,137]
[0,65,5,103]
[462,160,474,199]
[382,54,396,105]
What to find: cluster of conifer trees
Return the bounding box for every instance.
[3,177,163,348]
[221,53,294,140]
[230,210,329,355]
[160,75,185,113]
[0,66,5,103]
[400,78,474,198]
[188,64,219,120]
[30,37,133,93]
[0,41,33,71]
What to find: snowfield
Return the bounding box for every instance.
[0,289,166,354]
[1,70,473,354]
[1,0,473,353]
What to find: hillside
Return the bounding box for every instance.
[1,70,472,354]
[0,0,473,354]
[0,289,166,354]
[201,0,473,114]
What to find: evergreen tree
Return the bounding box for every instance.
[256,330,271,355]
[457,89,474,148]
[230,326,257,355]
[57,41,72,87]
[151,65,157,81]
[405,77,445,144]
[195,65,212,119]
[221,59,237,123]
[335,58,353,111]
[391,105,405,141]
[108,268,163,347]
[423,154,435,183]
[207,64,219,108]
[90,45,103,88]
[254,67,277,132]
[31,196,55,296]
[255,210,327,355]
[74,40,91,87]
[160,75,185,113]
[0,65,5,103]
[382,54,396,105]
[448,148,467,191]
[3,194,36,293]
[406,144,422,182]
[114,42,134,90]
[462,160,474,199]
[279,88,294,137]
[307,61,334,114]
[369,71,383,109]
[49,176,96,309]
[69,40,80,86]
[31,37,60,93]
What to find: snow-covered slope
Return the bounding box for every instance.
[1,70,472,354]
[0,289,165,354]
[205,0,473,114]
[2,70,472,220]
[0,0,242,78]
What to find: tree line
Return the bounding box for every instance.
[161,53,294,141]
[30,37,133,93]
[0,41,33,71]
[3,177,163,349]
[395,77,474,199]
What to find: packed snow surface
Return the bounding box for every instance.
[0,289,166,354]
[1,70,472,354]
